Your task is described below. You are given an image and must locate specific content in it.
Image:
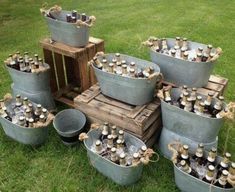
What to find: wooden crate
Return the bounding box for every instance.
[40,37,104,104]
[161,75,228,98]
[74,84,162,147]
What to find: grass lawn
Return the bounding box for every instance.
[0,0,235,191]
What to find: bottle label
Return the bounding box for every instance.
[205,175,213,182]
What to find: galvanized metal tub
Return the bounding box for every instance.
[0,99,49,146]
[161,88,224,143]
[92,53,161,105]
[150,38,218,87]
[53,109,86,146]
[84,128,146,186]
[158,127,218,160]
[6,64,51,92]
[11,83,56,111]
[174,159,234,192]
[44,10,90,47]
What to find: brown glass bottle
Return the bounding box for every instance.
[194,95,202,112]
[99,122,109,141]
[178,85,188,103]
[163,89,172,104]
[110,147,119,164]
[111,125,118,143]
[178,145,190,165]
[205,147,217,167]
[217,152,231,178]
[202,165,215,184]
[192,143,205,165]
[211,96,224,118]
[178,160,199,178]
[215,170,233,189]
[180,92,189,109]
[204,92,213,113]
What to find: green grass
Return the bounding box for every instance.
[0,0,235,191]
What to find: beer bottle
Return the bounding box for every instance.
[116,139,124,156]
[24,52,29,62]
[197,47,203,54]
[204,92,213,113]
[180,47,187,58]
[178,85,188,103]
[25,60,31,72]
[175,37,181,47]
[211,96,224,118]
[115,53,121,64]
[192,143,204,162]
[205,44,213,55]
[72,10,77,19]
[116,60,122,73]
[107,135,113,150]
[182,38,188,51]
[8,54,17,69]
[129,61,136,71]
[95,140,104,155]
[108,63,114,73]
[217,152,231,178]
[190,88,197,106]
[28,103,33,113]
[19,60,26,72]
[34,104,42,121]
[38,58,44,67]
[100,122,109,141]
[228,162,235,186]
[110,147,119,164]
[163,89,172,104]
[101,58,108,71]
[111,125,118,143]
[23,97,29,109]
[215,170,233,189]
[139,146,147,158]
[129,68,135,78]
[208,52,216,61]
[25,108,32,126]
[81,13,86,22]
[178,144,190,165]
[195,102,205,116]
[170,49,176,57]
[184,98,193,112]
[195,52,202,62]
[202,165,215,184]
[202,53,209,62]
[118,130,125,146]
[161,38,168,50]
[183,52,189,60]
[18,116,26,127]
[66,14,72,22]
[28,118,34,128]
[153,37,160,52]
[180,92,189,109]
[132,153,140,166]
[39,114,46,123]
[205,147,217,166]
[2,107,12,121]
[93,57,103,70]
[194,95,202,112]
[119,153,127,166]
[178,160,199,178]
[122,64,128,76]
[71,16,76,23]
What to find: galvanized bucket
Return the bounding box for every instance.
[84,128,146,186]
[53,109,86,146]
[161,88,224,143]
[44,10,90,47]
[174,159,234,192]
[158,127,218,160]
[150,38,218,87]
[11,83,56,111]
[6,64,51,92]
[92,53,162,105]
[0,99,49,146]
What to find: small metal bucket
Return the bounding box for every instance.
[53,109,86,146]
[158,127,218,160]
[92,53,162,105]
[161,88,224,143]
[44,10,90,47]
[6,64,51,92]
[0,99,49,146]
[174,160,234,192]
[150,38,218,87]
[84,129,146,186]
[11,83,55,111]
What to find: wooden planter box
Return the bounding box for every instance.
[40,37,104,105]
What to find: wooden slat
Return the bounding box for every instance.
[209,75,228,86]
[204,81,224,93]
[54,52,66,89]
[55,97,75,108]
[64,56,77,85]
[197,88,219,98]
[43,49,58,92]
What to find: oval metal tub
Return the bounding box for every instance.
[161,88,224,143]
[174,162,234,192]
[158,127,218,160]
[150,38,218,87]
[6,64,51,92]
[92,53,161,105]
[44,10,90,47]
[0,99,50,146]
[84,129,146,186]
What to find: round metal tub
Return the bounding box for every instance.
[53,109,86,146]
[150,38,219,87]
[84,129,146,186]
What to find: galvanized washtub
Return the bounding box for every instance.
[92,53,162,105]
[161,88,224,143]
[174,156,234,192]
[0,99,49,146]
[84,128,146,186]
[53,109,86,146]
[6,64,56,110]
[158,127,218,160]
[44,10,91,47]
[149,38,220,87]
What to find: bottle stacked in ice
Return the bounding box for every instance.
[149,37,217,62]
[91,122,147,166]
[163,85,225,118]
[176,143,234,189]
[5,51,46,73]
[92,53,155,78]
[65,10,88,23]
[0,95,48,128]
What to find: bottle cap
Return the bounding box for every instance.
[208,165,215,171]
[117,139,122,145]
[207,44,213,49]
[107,135,113,140]
[219,96,224,101]
[119,130,124,135]
[171,49,176,54]
[130,61,135,66]
[122,64,127,69]
[196,95,202,100]
[174,45,180,50]
[225,152,231,158]
[37,104,42,108]
[141,146,147,152]
[200,102,205,107]
[111,125,116,130]
[183,145,189,150]
[120,153,126,159]
[16,94,21,98]
[231,162,235,168]
[95,140,101,146]
[42,108,47,113]
[183,85,188,89]
[183,92,189,97]
[111,147,116,153]
[208,92,214,97]
[211,147,217,153]
[133,153,139,159]
[198,143,204,148]
[19,116,25,121]
[29,118,34,123]
[180,160,186,166]
[222,170,229,176]
[109,63,114,67]
[121,60,126,65]
[115,53,120,57]
[198,47,203,51]
[176,37,180,40]
[102,59,107,63]
[183,37,187,41]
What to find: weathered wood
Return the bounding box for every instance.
[54,52,66,89]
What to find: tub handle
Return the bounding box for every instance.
[148,72,163,82]
[210,47,223,62]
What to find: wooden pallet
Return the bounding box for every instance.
[40,37,104,104]
[162,75,228,98]
[74,84,162,147]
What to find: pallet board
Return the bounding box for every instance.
[74,84,162,146]
[40,37,104,100]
